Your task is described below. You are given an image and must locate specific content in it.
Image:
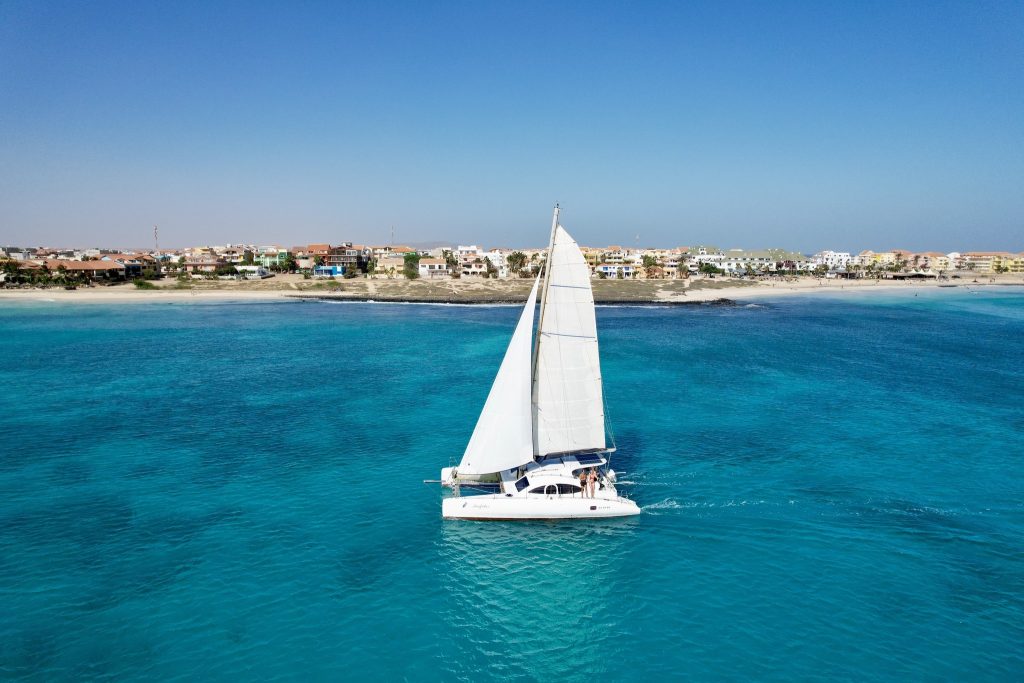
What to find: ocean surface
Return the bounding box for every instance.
[1,287,1022,681]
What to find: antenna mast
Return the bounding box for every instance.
[154,225,159,252]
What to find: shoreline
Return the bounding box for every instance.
[287,294,745,306]
[1,276,1021,306]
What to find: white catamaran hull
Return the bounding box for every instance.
[442,494,640,520]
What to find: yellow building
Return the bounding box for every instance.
[994,252,1024,273]
[962,252,1014,273]
[918,252,951,271]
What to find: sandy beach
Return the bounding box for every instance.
[2,273,1022,305]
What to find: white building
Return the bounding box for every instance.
[812,251,852,268]
[689,246,725,268]
[596,263,636,279]
[483,250,510,278]
[418,258,450,279]
[719,249,780,273]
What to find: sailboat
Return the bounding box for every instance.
[439,206,641,520]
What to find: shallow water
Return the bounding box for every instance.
[1,288,1022,680]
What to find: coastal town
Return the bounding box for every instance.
[2,240,1023,288]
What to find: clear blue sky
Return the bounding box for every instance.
[1,1,1022,252]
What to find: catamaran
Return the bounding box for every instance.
[439,206,640,520]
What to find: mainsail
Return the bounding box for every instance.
[532,224,606,456]
[457,278,540,476]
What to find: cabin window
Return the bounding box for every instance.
[528,484,581,495]
[515,477,530,492]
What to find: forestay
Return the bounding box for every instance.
[533,225,606,456]
[457,278,540,475]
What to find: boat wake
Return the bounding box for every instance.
[643,498,778,514]
[643,498,684,513]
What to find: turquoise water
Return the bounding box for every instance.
[1,288,1022,680]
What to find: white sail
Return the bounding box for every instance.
[533,225,606,456]
[457,277,540,476]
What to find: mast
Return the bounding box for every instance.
[531,204,560,457]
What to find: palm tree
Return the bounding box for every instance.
[32,264,52,286]
[676,254,692,279]
[1,259,21,282]
[641,254,659,279]
[403,252,421,279]
[507,251,527,277]
[442,249,460,277]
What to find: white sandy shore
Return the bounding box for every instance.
[1,275,1021,305]
[656,278,1024,303]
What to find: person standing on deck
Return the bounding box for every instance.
[579,470,588,497]
[587,468,598,498]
